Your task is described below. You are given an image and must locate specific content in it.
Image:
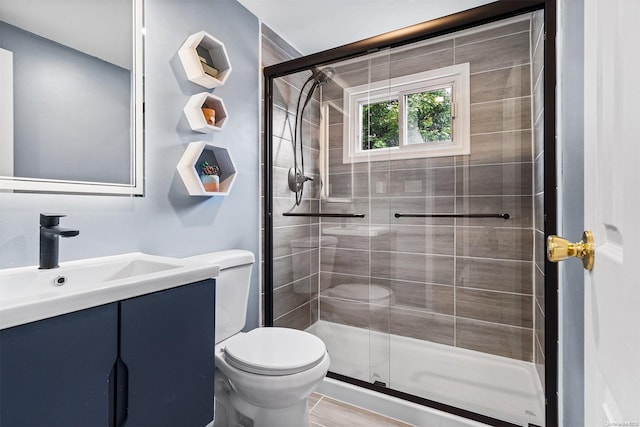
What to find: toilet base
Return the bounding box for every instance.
[213,374,311,427]
[232,395,309,427]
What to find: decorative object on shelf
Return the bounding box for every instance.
[177,141,237,196]
[184,92,228,133]
[199,162,220,192]
[200,62,219,78]
[196,46,219,78]
[179,31,232,89]
[201,107,215,126]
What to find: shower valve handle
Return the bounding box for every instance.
[288,167,313,193]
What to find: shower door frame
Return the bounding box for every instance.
[263,1,558,425]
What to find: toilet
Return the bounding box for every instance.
[190,250,330,427]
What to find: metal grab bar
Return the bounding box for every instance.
[394,213,510,219]
[283,212,366,218]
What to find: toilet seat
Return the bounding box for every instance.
[222,327,326,376]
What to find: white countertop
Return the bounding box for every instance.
[0,253,220,330]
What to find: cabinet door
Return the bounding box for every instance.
[119,279,215,427]
[0,303,118,427]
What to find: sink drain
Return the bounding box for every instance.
[53,276,67,286]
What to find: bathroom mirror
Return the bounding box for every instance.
[0,0,144,195]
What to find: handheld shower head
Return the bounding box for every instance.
[290,66,335,206]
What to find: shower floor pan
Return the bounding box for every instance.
[307,320,545,427]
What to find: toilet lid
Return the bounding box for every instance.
[223,328,326,376]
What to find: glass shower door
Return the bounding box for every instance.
[314,48,394,388]
[312,12,545,426]
[267,9,547,427]
[381,13,546,426]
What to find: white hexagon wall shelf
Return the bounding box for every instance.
[178,31,232,89]
[177,141,237,196]
[184,92,228,133]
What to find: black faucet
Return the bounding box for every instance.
[39,214,80,269]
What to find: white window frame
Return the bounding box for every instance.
[343,63,470,163]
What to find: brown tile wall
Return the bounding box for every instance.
[318,18,537,362]
[531,9,546,389]
[264,17,544,365]
[261,24,321,329]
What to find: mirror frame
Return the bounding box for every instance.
[0,0,144,196]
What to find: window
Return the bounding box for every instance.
[343,63,470,163]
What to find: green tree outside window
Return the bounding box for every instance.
[362,99,399,150]
[361,87,452,150]
[406,88,452,144]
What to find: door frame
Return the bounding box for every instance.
[263,1,558,425]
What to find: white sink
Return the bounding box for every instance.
[0,253,220,330]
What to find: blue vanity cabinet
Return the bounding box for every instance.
[0,279,216,427]
[120,279,216,427]
[0,302,119,426]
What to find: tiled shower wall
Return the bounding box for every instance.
[261,25,323,329]
[318,18,537,362]
[531,10,546,387]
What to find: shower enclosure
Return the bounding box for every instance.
[263,2,555,426]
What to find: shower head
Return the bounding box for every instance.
[312,67,335,85]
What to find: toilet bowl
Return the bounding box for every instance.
[186,250,329,427]
[214,328,330,427]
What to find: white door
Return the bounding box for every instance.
[583,0,640,424]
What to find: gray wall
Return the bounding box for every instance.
[1,21,131,184]
[558,0,585,425]
[0,0,261,330]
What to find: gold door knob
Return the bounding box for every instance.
[547,230,595,271]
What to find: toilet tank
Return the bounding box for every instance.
[185,250,255,343]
